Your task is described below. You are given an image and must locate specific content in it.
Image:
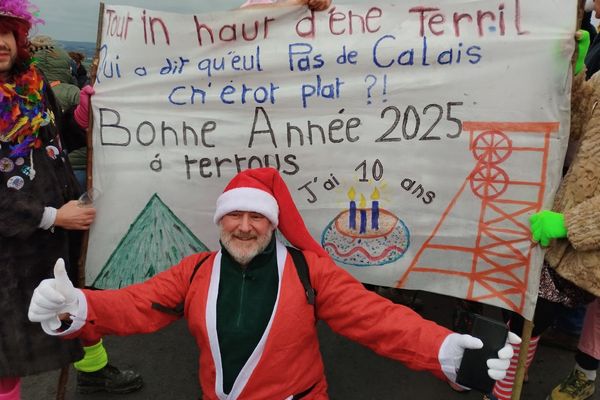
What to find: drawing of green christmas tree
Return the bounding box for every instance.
[92,193,209,289]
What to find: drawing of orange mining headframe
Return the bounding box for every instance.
[396,121,559,314]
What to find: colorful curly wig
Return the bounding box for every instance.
[0,0,43,74]
[0,0,44,27]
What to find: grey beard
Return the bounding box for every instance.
[220,229,273,266]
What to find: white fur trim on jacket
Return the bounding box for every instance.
[213,187,279,226]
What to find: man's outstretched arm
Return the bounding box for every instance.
[28,254,209,340]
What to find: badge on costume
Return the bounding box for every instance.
[40,111,51,127]
[14,157,24,166]
[21,165,36,180]
[0,157,14,173]
[46,145,59,160]
[47,110,56,125]
[7,175,24,190]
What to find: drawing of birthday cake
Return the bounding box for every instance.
[321,190,409,267]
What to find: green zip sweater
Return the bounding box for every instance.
[217,236,278,394]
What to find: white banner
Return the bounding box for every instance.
[87,0,576,319]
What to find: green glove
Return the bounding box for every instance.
[575,29,591,76]
[530,210,567,247]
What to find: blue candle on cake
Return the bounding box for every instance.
[359,194,367,234]
[371,187,380,230]
[348,187,356,230]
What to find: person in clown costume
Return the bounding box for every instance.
[0,0,143,398]
[29,167,519,399]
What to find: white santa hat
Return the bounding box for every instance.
[214,167,329,257]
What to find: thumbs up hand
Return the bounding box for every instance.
[28,258,81,332]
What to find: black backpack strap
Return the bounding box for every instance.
[287,246,315,306]
[189,253,212,284]
[151,253,212,317]
[292,383,317,399]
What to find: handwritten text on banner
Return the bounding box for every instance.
[87,0,576,319]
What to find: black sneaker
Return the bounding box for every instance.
[77,364,144,394]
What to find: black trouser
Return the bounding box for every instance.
[576,350,600,370]
[503,298,565,337]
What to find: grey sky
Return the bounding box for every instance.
[34,0,364,43]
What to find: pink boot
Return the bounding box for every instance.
[0,378,20,400]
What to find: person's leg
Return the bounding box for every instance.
[578,298,600,361]
[74,339,143,394]
[0,378,20,400]
[547,350,597,400]
[557,305,586,336]
[63,242,143,394]
[491,298,558,400]
[73,168,87,192]
[452,299,484,334]
[548,299,600,400]
[74,339,109,372]
[574,350,599,379]
[541,305,587,352]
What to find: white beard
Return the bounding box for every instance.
[220,228,274,265]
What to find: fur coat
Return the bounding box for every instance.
[545,72,600,297]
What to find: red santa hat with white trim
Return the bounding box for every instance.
[213,167,329,257]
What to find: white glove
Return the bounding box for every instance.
[438,331,522,383]
[28,258,80,332]
[487,332,522,380]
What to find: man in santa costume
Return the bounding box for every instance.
[28,168,519,399]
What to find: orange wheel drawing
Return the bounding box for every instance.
[469,165,509,199]
[472,130,512,164]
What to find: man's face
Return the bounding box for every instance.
[0,31,17,81]
[220,211,274,265]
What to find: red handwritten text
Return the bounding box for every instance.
[141,10,171,45]
[409,0,529,38]
[296,7,383,39]
[105,9,133,40]
[193,16,275,47]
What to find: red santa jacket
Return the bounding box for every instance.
[73,241,452,399]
